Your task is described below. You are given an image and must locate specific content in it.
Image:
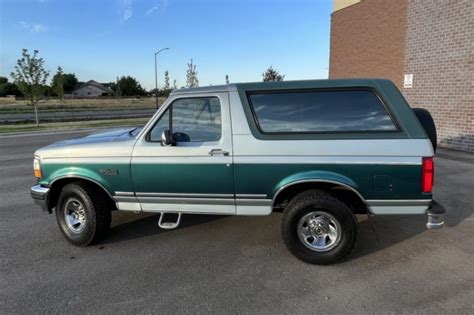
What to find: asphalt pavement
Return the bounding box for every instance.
[0,130,473,313]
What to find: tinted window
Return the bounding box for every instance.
[248,90,397,133]
[149,97,221,142]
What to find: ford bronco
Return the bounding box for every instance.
[31,79,444,264]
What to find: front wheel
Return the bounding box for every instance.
[55,182,111,246]
[281,189,358,265]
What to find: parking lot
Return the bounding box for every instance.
[1,130,473,313]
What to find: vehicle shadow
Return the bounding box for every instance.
[102,212,227,245]
[352,214,427,259]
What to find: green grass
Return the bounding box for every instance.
[0,106,155,114]
[0,96,167,115]
[0,118,149,134]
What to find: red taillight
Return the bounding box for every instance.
[422,157,434,193]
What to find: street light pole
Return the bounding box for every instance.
[154,48,170,109]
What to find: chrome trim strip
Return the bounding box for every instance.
[234,156,422,165]
[115,191,135,197]
[236,199,272,206]
[271,179,367,208]
[369,205,429,215]
[136,192,234,198]
[235,194,267,199]
[114,196,139,203]
[366,199,432,207]
[138,197,236,205]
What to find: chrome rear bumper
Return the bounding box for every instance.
[426,200,445,230]
[30,185,51,213]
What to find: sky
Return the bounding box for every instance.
[0,0,332,89]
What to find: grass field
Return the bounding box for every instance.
[0,97,166,113]
[0,117,149,134]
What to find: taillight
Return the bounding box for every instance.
[422,157,434,193]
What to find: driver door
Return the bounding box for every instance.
[131,92,235,214]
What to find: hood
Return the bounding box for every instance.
[36,127,142,159]
[49,127,140,146]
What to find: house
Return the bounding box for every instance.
[69,80,114,97]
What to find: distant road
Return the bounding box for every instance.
[0,108,156,123]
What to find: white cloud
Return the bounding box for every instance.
[146,0,168,16]
[145,5,158,16]
[19,21,48,32]
[120,0,133,22]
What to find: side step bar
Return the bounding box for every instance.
[158,212,182,229]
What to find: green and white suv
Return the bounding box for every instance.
[31,79,444,265]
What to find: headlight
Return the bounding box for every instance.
[33,157,42,179]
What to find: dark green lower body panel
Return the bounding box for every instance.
[234,163,427,200]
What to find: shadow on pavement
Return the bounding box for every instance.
[103,212,226,245]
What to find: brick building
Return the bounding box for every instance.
[329,0,473,152]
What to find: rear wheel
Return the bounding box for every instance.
[55,182,111,246]
[281,189,358,265]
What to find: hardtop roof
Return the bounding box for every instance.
[170,78,393,95]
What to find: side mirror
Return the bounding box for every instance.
[161,129,175,146]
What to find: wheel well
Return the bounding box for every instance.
[48,178,117,212]
[272,182,368,214]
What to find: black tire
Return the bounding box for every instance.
[413,108,437,152]
[281,189,358,265]
[55,182,111,246]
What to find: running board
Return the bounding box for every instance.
[158,212,182,229]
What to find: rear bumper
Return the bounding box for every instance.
[30,185,51,213]
[426,200,445,230]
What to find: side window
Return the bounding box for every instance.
[248,90,397,133]
[148,97,221,142]
[149,107,170,141]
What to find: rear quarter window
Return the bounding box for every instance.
[248,90,398,133]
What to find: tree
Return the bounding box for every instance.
[0,77,23,97]
[62,73,79,93]
[225,74,229,84]
[163,70,171,90]
[262,65,285,82]
[159,70,173,97]
[173,79,177,90]
[116,76,146,96]
[10,49,50,126]
[186,59,199,87]
[51,66,65,100]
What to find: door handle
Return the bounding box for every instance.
[209,148,229,156]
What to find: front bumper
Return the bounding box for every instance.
[426,200,445,230]
[30,185,51,213]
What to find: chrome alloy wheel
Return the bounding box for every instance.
[64,198,87,233]
[297,211,341,252]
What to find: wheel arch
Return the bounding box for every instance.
[271,176,368,214]
[47,176,117,212]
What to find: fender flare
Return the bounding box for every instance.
[271,171,367,208]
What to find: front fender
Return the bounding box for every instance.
[39,166,115,196]
[271,171,361,199]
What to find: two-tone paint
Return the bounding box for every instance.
[34,79,434,217]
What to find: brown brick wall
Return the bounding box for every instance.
[329,0,408,88]
[403,0,473,152]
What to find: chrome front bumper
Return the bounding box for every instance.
[30,185,50,213]
[426,200,445,230]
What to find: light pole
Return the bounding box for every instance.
[154,47,170,109]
